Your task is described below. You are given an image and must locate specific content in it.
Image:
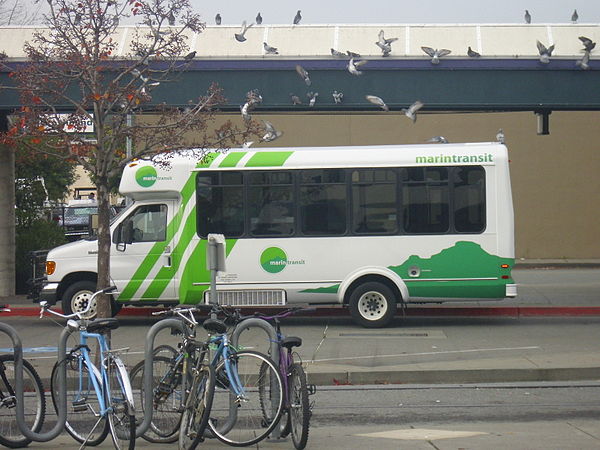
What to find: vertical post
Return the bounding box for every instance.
[125,113,133,206]
[0,111,15,297]
[206,234,226,307]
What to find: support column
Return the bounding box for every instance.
[0,111,15,297]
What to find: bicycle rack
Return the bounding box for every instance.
[0,322,68,442]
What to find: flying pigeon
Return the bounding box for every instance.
[290,94,302,105]
[365,95,389,111]
[427,136,449,144]
[496,129,505,143]
[576,50,591,70]
[183,51,196,61]
[240,90,262,120]
[332,90,344,104]
[306,92,319,107]
[401,100,424,123]
[295,64,311,85]
[467,46,481,57]
[571,9,578,23]
[215,13,221,25]
[242,141,254,148]
[421,46,451,64]
[347,58,367,76]
[293,10,302,25]
[331,48,346,58]
[262,121,283,142]
[524,10,531,24]
[263,42,278,55]
[376,30,398,57]
[579,36,596,52]
[536,40,554,64]
[256,12,263,25]
[346,50,361,58]
[235,20,253,42]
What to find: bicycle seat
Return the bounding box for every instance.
[86,318,120,333]
[281,336,302,349]
[203,318,227,334]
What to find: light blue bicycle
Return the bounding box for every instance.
[40,286,136,450]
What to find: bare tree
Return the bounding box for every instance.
[0,0,39,25]
[1,0,260,317]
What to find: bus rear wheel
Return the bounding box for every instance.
[349,282,397,328]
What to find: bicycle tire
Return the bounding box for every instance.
[129,355,182,443]
[0,354,46,448]
[289,363,310,450]
[179,363,215,450]
[106,355,136,450]
[50,354,109,446]
[208,350,284,447]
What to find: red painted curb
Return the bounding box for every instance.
[2,305,600,318]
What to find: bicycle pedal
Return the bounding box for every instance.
[71,399,88,412]
[307,384,317,395]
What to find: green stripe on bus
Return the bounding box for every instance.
[219,152,246,167]
[245,151,293,167]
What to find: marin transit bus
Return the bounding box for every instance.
[37,142,516,327]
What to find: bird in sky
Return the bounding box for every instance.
[167,10,176,26]
[571,9,578,23]
[240,90,262,121]
[467,46,481,57]
[235,21,253,42]
[256,12,263,25]
[421,46,451,64]
[536,40,555,64]
[263,42,278,55]
[307,91,319,107]
[365,95,389,111]
[376,30,398,57]
[183,51,196,61]
[347,58,367,76]
[427,136,449,144]
[215,13,221,25]
[293,10,302,25]
[331,48,346,58]
[332,91,344,104]
[496,129,505,143]
[524,10,531,24]
[401,100,424,123]
[290,94,302,105]
[576,50,591,70]
[579,36,596,52]
[262,121,283,142]
[295,64,311,85]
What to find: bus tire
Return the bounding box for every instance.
[349,282,397,328]
[62,280,121,318]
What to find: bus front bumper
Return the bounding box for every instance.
[506,284,517,297]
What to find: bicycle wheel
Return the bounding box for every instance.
[179,363,215,450]
[258,359,290,439]
[208,350,283,447]
[50,354,109,446]
[289,364,310,450]
[106,355,136,450]
[0,354,46,448]
[130,355,182,443]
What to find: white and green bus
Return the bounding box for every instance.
[39,142,516,327]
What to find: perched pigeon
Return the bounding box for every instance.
[467,46,481,57]
[579,36,596,52]
[306,91,319,107]
[365,95,389,111]
[536,40,555,64]
[376,30,398,57]
[262,121,283,142]
[332,90,344,104]
[293,10,302,25]
[427,136,449,144]
[346,50,361,58]
[290,94,302,105]
[263,42,278,55]
[183,51,196,61]
[331,48,346,58]
[496,128,505,143]
[295,64,311,85]
[524,10,531,24]
[235,21,253,42]
[256,12,263,25]
[571,9,578,23]
[576,50,591,70]
[401,100,424,123]
[215,13,221,25]
[421,46,451,64]
[347,58,367,76]
[242,141,254,148]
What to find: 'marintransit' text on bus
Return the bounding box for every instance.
[416,154,494,164]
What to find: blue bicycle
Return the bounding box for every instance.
[40,286,136,450]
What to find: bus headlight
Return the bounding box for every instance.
[46,261,56,275]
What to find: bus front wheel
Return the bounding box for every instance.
[349,282,397,328]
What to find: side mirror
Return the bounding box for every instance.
[115,221,133,251]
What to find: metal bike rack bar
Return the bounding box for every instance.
[137,317,186,438]
[0,322,68,442]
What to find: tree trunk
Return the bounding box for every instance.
[95,178,112,318]
[0,112,15,298]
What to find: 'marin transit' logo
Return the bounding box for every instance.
[135,166,158,187]
[260,247,305,274]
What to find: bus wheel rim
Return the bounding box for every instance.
[72,290,96,318]
[357,291,388,321]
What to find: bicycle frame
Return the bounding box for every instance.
[209,333,246,401]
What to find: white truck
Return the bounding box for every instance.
[36,143,516,327]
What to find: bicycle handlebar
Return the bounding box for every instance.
[39,286,117,320]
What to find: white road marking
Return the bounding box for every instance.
[356,428,488,440]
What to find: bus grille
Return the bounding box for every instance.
[203,290,286,307]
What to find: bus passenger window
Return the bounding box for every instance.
[197,172,244,238]
[351,169,397,234]
[454,167,485,233]
[248,172,294,237]
[300,169,346,236]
